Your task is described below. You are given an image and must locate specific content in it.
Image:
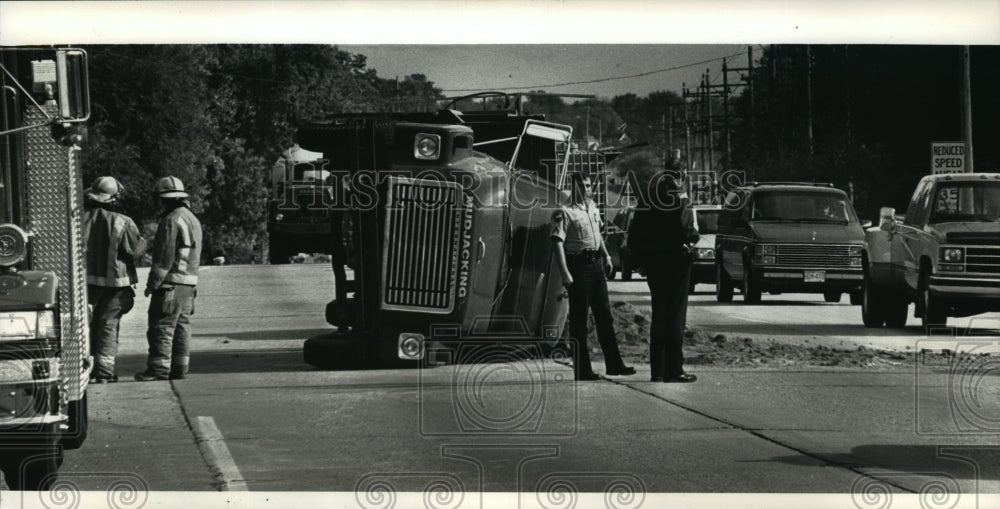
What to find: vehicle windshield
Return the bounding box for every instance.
[930,181,1000,223]
[751,191,857,223]
[695,209,720,233]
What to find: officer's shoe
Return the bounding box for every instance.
[91,374,119,384]
[606,366,636,376]
[169,373,186,380]
[662,373,697,383]
[575,372,602,381]
[134,371,169,382]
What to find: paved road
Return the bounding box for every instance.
[13,264,995,508]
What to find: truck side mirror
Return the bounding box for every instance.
[55,49,89,122]
[879,207,897,232]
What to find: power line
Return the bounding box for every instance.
[441,49,748,93]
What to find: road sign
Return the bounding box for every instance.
[931,142,966,174]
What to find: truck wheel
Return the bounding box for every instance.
[920,270,947,328]
[849,289,863,305]
[824,292,842,303]
[716,264,734,302]
[884,294,909,328]
[741,263,761,304]
[2,447,60,491]
[269,240,290,265]
[60,393,88,450]
[861,275,886,328]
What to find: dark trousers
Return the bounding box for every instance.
[146,284,195,377]
[87,285,135,379]
[643,256,692,379]
[567,256,626,378]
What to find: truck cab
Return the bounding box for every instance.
[862,173,1000,328]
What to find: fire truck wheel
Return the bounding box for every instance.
[61,393,88,450]
[269,242,291,265]
[1,447,60,491]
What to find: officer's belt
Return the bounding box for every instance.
[566,249,601,262]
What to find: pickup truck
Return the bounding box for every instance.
[862,173,1000,328]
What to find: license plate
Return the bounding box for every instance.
[804,271,826,283]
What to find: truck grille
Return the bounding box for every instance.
[381,177,462,313]
[964,246,1000,274]
[776,244,853,267]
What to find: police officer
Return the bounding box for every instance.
[83,177,146,383]
[552,172,635,381]
[135,176,203,382]
[627,172,699,383]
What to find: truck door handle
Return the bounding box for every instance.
[477,237,486,263]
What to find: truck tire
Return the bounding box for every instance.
[2,447,60,491]
[716,264,734,302]
[920,269,947,328]
[861,274,886,328]
[741,262,761,304]
[824,292,842,303]
[269,239,290,265]
[884,295,909,328]
[60,393,88,450]
[849,289,863,305]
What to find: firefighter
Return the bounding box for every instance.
[627,172,699,383]
[82,177,146,383]
[552,172,635,381]
[135,176,203,382]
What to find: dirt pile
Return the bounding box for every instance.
[574,300,917,369]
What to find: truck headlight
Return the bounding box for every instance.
[762,255,777,265]
[940,247,964,262]
[398,333,425,360]
[414,134,441,160]
[0,310,56,340]
[850,257,862,266]
[274,213,284,222]
[0,224,29,268]
[756,244,776,255]
[849,245,863,257]
[695,248,715,260]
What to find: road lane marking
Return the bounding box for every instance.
[191,416,248,491]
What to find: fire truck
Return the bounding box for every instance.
[300,93,585,367]
[0,47,91,489]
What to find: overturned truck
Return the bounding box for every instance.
[300,93,579,367]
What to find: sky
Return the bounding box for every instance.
[0,1,997,103]
[340,45,754,100]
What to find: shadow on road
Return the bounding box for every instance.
[759,444,1000,482]
[116,349,310,374]
[192,328,333,341]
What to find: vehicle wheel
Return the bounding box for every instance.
[824,291,842,303]
[60,393,88,450]
[269,238,290,264]
[884,294,909,328]
[2,447,60,491]
[920,269,948,328]
[621,255,633,281]
[716,264,734,302]
[741,263,761,304]
[861,274,886,328]
[849,289,863,305]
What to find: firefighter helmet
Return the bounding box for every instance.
[155,176,188,199]
[86,176,124,203]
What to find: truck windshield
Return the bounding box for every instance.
[752,191,857,223]
[930,181,1000,223]
[696,209,720,233]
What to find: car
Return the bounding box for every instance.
[689,204,722,292]
[715,182,868,304]
[863,173,1000,328]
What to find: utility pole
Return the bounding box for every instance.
[706,69,714,176]
[683,84,692,171]
[806,45,815,157]
[962,45,974,173]
[722,59,732,167]
[661,113,667,166]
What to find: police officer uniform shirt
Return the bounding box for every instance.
[551,199,603,254]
